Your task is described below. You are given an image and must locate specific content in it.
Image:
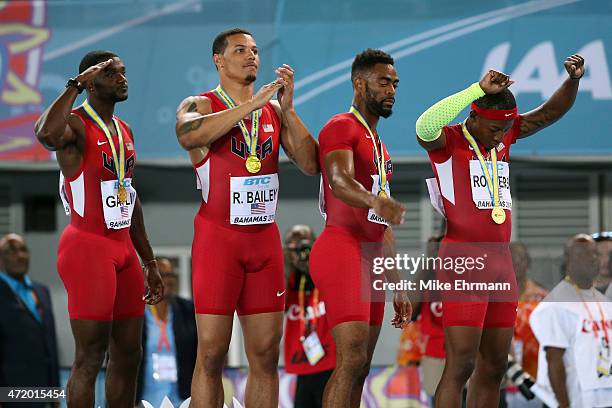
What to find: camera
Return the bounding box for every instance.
[506,354,535,400]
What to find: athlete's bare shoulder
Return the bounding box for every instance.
[176,95,212,118]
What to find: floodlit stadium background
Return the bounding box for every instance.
[1,0,611,406]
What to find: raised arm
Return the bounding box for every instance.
[324,149,405,225]
[175,81,282,150]
[518,54,584,139]
[415,70,513,151]
[35,59,113,150]
[273,64,319,176]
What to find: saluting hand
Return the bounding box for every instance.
[75,58,114,86]
[564,54,585,79]
[479,69,514,94]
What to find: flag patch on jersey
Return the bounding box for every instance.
[126,142,134,151]
[120,206,129,218]
[251,203,266,214]
[263,124,274,133]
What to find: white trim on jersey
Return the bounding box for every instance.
[195,159,210,203]
[70,172,85,217]
[434,157,455,205]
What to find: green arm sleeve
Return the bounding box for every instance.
[415,82,486,142]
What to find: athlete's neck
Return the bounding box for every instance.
[219,77,254,105]
[351,98,379,131]
[87,95,115,124]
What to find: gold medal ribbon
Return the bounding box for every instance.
[462,122,501,212]
[214,85,259,159]
[82,99,126,202]
[349,106,387,196]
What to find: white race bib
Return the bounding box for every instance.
[152,353,178,382]
[100,178,137,229]
[230,174,279,225]
[367,174,390,225]
[469,160,512,210]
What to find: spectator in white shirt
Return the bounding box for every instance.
[530,233,612,408]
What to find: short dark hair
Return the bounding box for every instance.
[351,49,394,82]
[474,89,516,110]
[212,28,253,56]
[79,50,118,74]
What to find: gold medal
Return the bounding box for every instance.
[245,155,261,174]
[378,190,388,199]
[118,184,127,204]
[491,207,506,224]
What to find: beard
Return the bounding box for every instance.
[245,74,257,84]
[365,86,393,118]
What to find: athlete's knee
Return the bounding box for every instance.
[109,341,142,367]
[444,353,477,384]
[73,343,107,378]
[476,353,508,383]
[197,340,229,376]
[247,339,281,374]
[337,339,368,372]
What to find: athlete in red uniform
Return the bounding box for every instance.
[35,51,163,407]
[175,28,318,407]
[416,54,585,407]
[309,49,411,408]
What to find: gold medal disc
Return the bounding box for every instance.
[245,155,261,174]
[378,190,388,199]
[491,207,506,224]
[118,185,127,204]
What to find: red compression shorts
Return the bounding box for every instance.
[442,301,518,328]
[436,241,518,328]
[191,216,285,315]
[309,226,385,328]
[57,225,145,321]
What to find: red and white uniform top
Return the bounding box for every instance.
[194,91,282,232]
[427,118,522,243]
[59,109,137,239]
[318,112,393,243]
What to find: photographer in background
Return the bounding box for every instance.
[283,225,336,408]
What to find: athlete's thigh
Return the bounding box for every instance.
[113,244,145,320]
[192,217,244,315]
[239,311,283,357]
[109,316,143,354]
[58,228,118,321]
[310,228,371,328]
[195,314,234,353]
[237,225,285,316]
[477,326,514,363]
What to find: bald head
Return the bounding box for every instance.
[0,233,29,279]
[564,233,598,285]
